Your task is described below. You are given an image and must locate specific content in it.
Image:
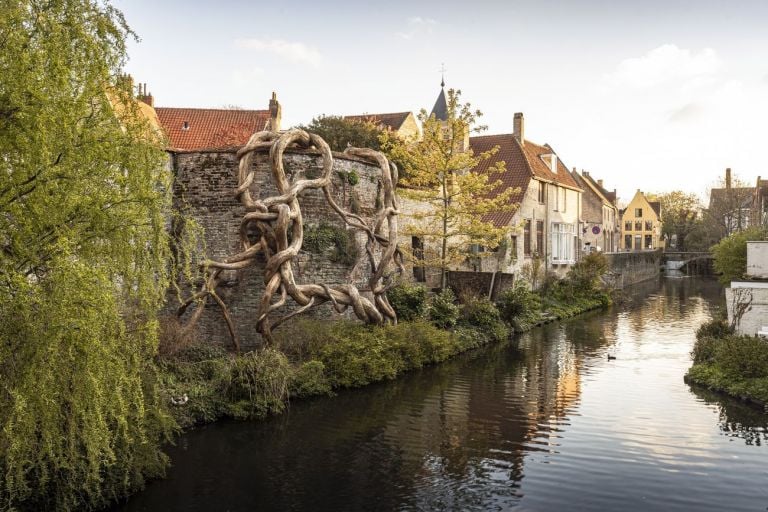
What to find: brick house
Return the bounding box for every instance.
[570,170,620,253]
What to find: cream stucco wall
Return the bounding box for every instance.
[620,191,662,251]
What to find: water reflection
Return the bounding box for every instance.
[114,277,767,512]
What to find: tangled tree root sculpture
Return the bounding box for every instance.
[177,129,404,350]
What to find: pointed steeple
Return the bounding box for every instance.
[430,80,448,121]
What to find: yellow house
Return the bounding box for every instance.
[620,190,663,251]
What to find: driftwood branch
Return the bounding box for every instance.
[178,129,404,349]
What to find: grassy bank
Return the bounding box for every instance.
[685,318,768,408]
[158,269,611,429]
[158,319,507,428]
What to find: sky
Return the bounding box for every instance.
[114,0,768,204]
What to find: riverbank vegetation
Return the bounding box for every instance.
[158,253,612,430]
[686,318,768,406]
[0,2,178,510]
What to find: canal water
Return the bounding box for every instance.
[115,277,768,511]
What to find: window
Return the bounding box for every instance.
[524,220,531,255]
[510,235,518,261]
[635,208,643,217]
[645,235,653,249]
[645,220,653,231]
[551,223,575,262]
[538,181,546,204]
[634,235,642,250]
[624,234,632,249]
[411,236,425,282]
[625,221,632,231]
[634,221,642,231]
[536,220,544,255]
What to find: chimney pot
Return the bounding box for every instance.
[726,167,732,190]
[513,112,524,145]
[598,179,604,188]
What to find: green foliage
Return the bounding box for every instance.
[649,190,702,250]
[0,1,175,509]
[299,115,384,152]
[459,296,509,342]
[387,282,428,321]
[303,223,359,266]
[227,349,291,419]
[497,283,543,330]
[428,288,460,328]
[712,227,768,285]
[696,318,733,342]
[687,364,768,405]
[157,345,291,428]
[712,336,768,379]
[565,252,608,293]
[381,89,518,289]
[290,361,332,398]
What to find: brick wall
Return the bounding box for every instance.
[168,148,386,348]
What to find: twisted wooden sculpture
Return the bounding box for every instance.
[177,129,404,350]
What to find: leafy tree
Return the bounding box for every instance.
[298,115,384,152]
[649,191,702,250]
[0,1,174,509]
[711,227,768,286]
[382,89,517,289]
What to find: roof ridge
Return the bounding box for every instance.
[155,106,269,113]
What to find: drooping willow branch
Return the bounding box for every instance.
[177,129,404,350]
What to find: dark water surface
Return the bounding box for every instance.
[115,277,768,511]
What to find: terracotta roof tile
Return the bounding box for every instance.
[155,107,270,151]
[343,112,411,131]
[469,134,581,228]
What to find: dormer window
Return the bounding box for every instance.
[541,153,557,172]
[182,121,190,131]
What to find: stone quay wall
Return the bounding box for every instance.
[604,251,662,288]
[168,148,387,348]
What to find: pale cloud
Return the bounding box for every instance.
[604,44,721,89]
[235,38,322,67]
[396,16,438,40]
[667,102,707,123]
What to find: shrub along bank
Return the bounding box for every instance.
[686,318,768,407]
[159,318,505,428]
[159,254,612,429]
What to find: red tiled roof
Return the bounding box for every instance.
[343,112,411,131]
[155,107,270,151]
[470,134,532,228]
[469,134,582,227]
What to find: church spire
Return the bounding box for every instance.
[431,66,448,121]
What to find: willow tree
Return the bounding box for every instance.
[0,2,174,510]
[382,89,516,289]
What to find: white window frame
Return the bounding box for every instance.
[551,222,575,263]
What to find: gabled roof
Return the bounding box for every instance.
[155,107,271,151]
[469,134,582,227]
[574,171,616,208]
[430,87,448,121]
[709,187,755,210]
[343,112,411,131]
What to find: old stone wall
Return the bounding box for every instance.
[604,251,661,288]
[446,271,515,301]
[168,148,386,348]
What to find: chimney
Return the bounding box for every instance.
[137,82,154,107]
[598,179,604,188]
[725,167,732,190]
[513,112,524,145]
[268,91,282,131]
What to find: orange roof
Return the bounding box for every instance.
[469,134,581,227]
[155,107,270,151]
[343,112,411,131]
